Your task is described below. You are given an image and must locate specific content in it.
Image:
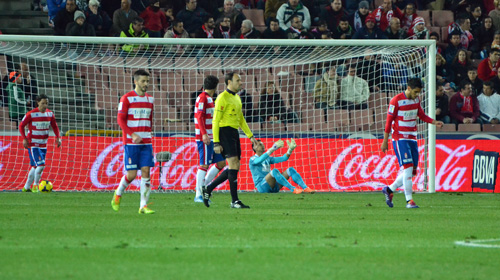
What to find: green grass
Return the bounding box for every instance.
[1,192,500,280]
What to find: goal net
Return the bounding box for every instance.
[0,36,436,192]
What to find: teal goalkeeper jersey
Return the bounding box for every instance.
[249,153,289,187]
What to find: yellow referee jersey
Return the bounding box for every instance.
[212,89,253,143]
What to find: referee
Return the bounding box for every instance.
[202,72,258,208]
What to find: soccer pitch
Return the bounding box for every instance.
[1,192,499,280]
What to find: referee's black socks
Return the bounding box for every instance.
[228,169,239,203]
[206,169,229,193]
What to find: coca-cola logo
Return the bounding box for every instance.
[158,142,198,189]
[435,144,475,191]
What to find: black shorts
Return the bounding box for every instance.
[218,126,241,159]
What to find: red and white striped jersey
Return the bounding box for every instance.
[19,108,60,148]
[117,91,154,145]
[194,91,215,141]
[385,92,433,141]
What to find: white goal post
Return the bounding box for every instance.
[0,35,436,192]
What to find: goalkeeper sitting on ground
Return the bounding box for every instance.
[249,138,315,194]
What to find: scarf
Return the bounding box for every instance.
[240,29,253,39]
[354,11,363,30]
[460,93,473,113]
[202,25,214,38]
[220,25,230,39]
[289,26,301,34]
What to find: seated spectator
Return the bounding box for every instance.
[449,80,481,125]
[320,0,347,32]
[85,0,112,36]
[352,15,387,39]
[286,15,314,39]
[164,5,174,27]
[339,65,370,110]
[196,16,222,38]
[429,32,443,54]
[311,20,329,39]
[478,47,500,81]
[14,63,38,109]
[385,17,407,39]
[164,20,190,56]
[355,51,382,92]
[53,0,78,35]
[259,80,298,124]
[436,53,450,85]
[469,4,483,34]
[217,16,233,38]
[47,0,67,26]
[7,72,27,124]
[66,10,96,36]
[435,84,450,124]
[443,31,463,65]
[313,68,338,109]
[407,16,429,39]
[120,17,149,55]
[475,16,495,59]
[131,0,148,14]
[235,19,261,38]
[381,58,409,92]
[349,0,370,32]
[277,0,311,31]
[177,0,208,37]
[478,81,500,124]
[369,0,403,31]
[112,0,139,36]
[448,17,474,51]
[265,0,287,22]
[400,3,417,32]
[261,17,287,39]
[466,67,483,96]
[450,49,472,85]
[238,89,261,123]
[333,16,354,39]
[489,0,500,32]
[215,0,246,32]
[140,0,168,37]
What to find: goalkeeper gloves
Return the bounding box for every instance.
[286,138,297,155]
[267,139,284,155]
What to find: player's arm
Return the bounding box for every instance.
[117,96,139,143]
[250,140,284,165]
[195,97,210,145]
[19,113,30,149]
[50,113,62,147]
[212,95,226,153]
[270,138,298,164]
[417,104,443,128]
[381,100,398,153]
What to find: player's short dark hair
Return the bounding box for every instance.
[133,69,150,81]
[36,93,49,102]
[132,17,144,25]
[459,79,472,90]
[204,75,219,90]
[225,72,237,85]
[407,78,422,89]
[252,139,262,153]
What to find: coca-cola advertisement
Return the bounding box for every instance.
[1,136,499,192]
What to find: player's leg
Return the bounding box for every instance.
[138,145,155,214]
[112,145,138,211]
[268,168,297,192]
[205,154,226,185]
[23,148,37,192]
[383,140,406,208]
[29,148,47,192]
[256,178,275,193]
[405,141,420,209]
[195,141,210,202]
[285,167,315,193]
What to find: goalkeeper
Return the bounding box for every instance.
[249,138,315,194]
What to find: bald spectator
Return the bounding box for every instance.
[320,0,348,32]
[385,17,407,39]
[349,1,370,32]
[215,0,246,32]
[369,0,403,31]
[478,48,500,81]
[112,0,139,36]
[177,0,208,37]
[286,15,314,39]
[276,0,311,30]
[265,0,287,22]
[53,0,78,35]
[352,15,387,39]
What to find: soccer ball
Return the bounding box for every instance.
[38,180,53,193]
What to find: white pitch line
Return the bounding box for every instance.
[454,238,500,248]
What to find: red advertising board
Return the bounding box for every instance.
[1,136,499,192]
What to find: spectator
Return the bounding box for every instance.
[381,58,409,92]
[17,63,38,109]
[311,20,329,39]
[215,0,246,33]
[112,0,139,37]
[355,51,382,92]
[261,17,287,39]
[489,0,500,31]
[450,49,472,85]
[478,47,500,81]
[259,80,298,123]
[276,0,311,31]
[448,17,474,50]
[435,84,450,124]
[119,17,149,55]
[47,0,67,26]
[238,89,260,123]
[352,15,387,39]
[85,0,112,36]
[449,80,481,125]
[369,0,403,31]
[164,5,175,27]
[339,64,370,110]
[475,16,496,59]
[140,0,168,37]
[443,31,463,65]
[218,16,234,38]
[385,17,407,39]
[313,67,339,109]
[436,53,450,85]
[408,16,429,39]
[400,3,417,32]
[333,16,355,39]
[163,20,190,56]
[131,0,148,14]
[7,72,27,124]
[320,0,348,32]
[177,0,208,37]
[53,0,78,35]
[286,15,314,39]
[265,0,287,21]
[349,0,370,32]
[66,10,96,36]
[235,19,261,38]
[195,16,222,38]
[469,3,484,33]
[466,67,483,96]
[478,81,500,124]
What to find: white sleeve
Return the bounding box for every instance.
[277,6,287,30]
[302,7,311,30]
